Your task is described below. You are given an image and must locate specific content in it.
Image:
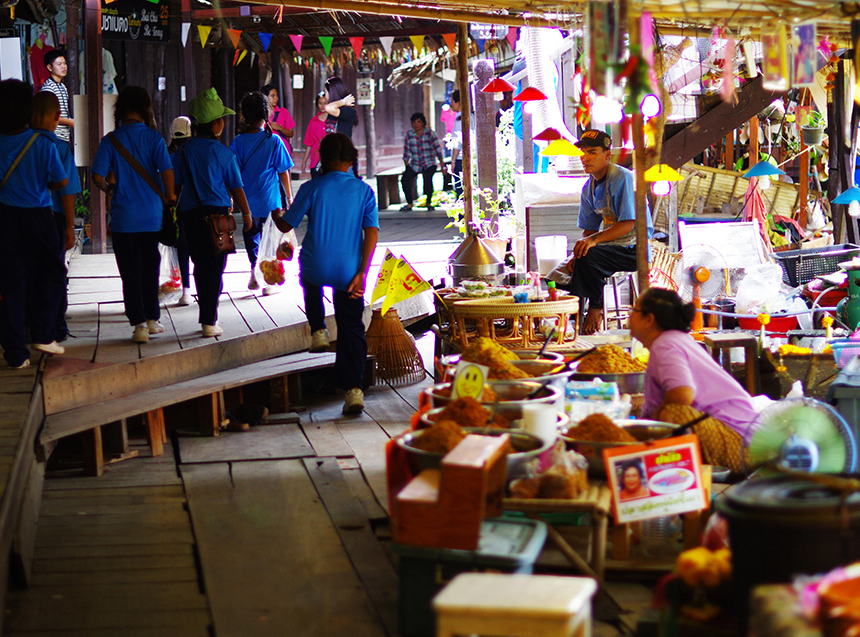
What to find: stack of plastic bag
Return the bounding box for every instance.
[254,216,298,289]
[158,244,182,303]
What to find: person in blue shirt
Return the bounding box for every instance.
[173,88,252,338]
[0,79,69,369]
[562,130,652,335]
[31,91,81,343]
[92,86,175,345]
[272,133,379,415]
[230,91,293,295]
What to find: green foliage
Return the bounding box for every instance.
[74,189,90,224]
[805,110,825,129]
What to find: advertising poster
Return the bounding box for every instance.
[604,434,706,524]
[793,23,818,87]
[761,26,789,91]
[101,0,170,43]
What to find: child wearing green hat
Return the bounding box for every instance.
[173,88,252,338]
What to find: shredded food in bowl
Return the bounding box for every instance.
[576,344,646,374]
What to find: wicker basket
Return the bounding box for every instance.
[365,309,426,386]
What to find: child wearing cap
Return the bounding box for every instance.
[173,88,252,339]
[92,86,176,344]
[230,91,293,295]
[167,116,193,307]
[0,79,69,369]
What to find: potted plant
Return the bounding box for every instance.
[74,189,91,238]
[801,110,826,146]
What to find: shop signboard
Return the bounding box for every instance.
[603,434,706,523]
[101,0,170,43]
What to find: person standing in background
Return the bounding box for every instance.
[401,112,444,211]
[261,84,295,156]
[167,116,194,307]
[40,50,74,145]
[447,90,463,199]
[323,77,357,138]
[302,92,328,178]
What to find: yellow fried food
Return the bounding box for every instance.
[461,337,530,379]
[576,344,646,374]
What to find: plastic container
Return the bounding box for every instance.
[737,314,799,335]
[534,235,568,276]
[393,518,547,637]
[640,515,682,558]
[773,243,860,287]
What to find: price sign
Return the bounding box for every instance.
[603,434,706,524]
[451,361,488,399]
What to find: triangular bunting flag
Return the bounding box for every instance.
[381,257,431,315]
[349,37,363,59]
[198,25,212,49]
[227,29,241,48]
[233,50,241,66]
[259,32,272,51]
[371,249,398,304]
[409,35,424,55]
[237,50,247,65]
[442,33,457,51]
[319,36,333,56]
[181,22,190,47]
[506,27,517,51]
[250,52,256,67]
[475,38,485,53]
[289,34,302,53]
[379,36,394,56]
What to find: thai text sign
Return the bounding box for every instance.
[102,0,170,43]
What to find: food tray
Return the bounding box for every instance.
[773,244,860,287]
[829,339,860,369]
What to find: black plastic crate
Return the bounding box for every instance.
[773,243,860,287]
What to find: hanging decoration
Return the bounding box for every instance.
[319,36,333,57]
[506,27,518,51]
[540,139,583,156]
[469,24,506,40]
[181,23,190,47]
[259,33,272,51]
[349,37,363,59]
[513,86,548,102]
[409,35,424,55]
[616,47,652,115]
[227,29,241,48]
[533,127,563,141]
[824,41,839,102]
[288,34,302,53]
[274,5,283,23]
[475,39,485,53]
[586,0,621,98]
[442,33,457,51]
[482,78,515,93]
[197,25,212,49]
[720,32,736,104]
[761,26,789,91]
[379,36,395,56]
[793,23,817,87]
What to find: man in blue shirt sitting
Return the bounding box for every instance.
[563,130,652,335]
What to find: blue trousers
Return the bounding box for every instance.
[0,204,65,366]
[112,231,161,326]
[303,280,366,391]
[179,208,228,326]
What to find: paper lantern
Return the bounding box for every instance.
[513,87,547,102]
[533,127,562,141]
[482,78,515,93]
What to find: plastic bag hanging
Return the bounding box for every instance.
[158,243,182,303]
[255,215,298,288]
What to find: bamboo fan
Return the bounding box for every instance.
[366,309,426,386]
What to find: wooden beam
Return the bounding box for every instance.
[457,23,474,229]
[662,76,784,170]
[85,0,105,253]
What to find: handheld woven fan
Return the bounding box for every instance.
[748,398,858,473]
[672,244,730,331]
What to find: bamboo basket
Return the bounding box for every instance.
[366,309,426,386]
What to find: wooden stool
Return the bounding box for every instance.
[703,332,761,395]
[433,572,598,637]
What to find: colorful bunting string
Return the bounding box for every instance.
[350,37,363,59]
[319,36,333,56]
[258,32,272,51]
[442,33,457,50]
[227,28,241,48]
[197,25,211,49]
[379,36,394,56]
[409,35,424,55]
[289,34,302,53]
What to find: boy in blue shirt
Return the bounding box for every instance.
[0,80,69,369]
[31,91,81,342]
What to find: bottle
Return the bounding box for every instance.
[641,515,682,559]
[547,280,558,301]
[528,271,543,302]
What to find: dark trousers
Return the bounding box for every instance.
[180,209,227,326]
[52,211,70,340]
[565,244,639,309]
[0,205,65,366]
[302,280,366,391]
[242,216,266,269]
[112,231,162,326]
[453,158,463,198]
[402,165,436,205]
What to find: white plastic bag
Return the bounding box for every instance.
[158,244,182,303]
[735,263,786,314]
[254,216,298,288]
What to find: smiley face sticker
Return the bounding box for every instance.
[452,361,489,400]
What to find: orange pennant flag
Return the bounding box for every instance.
[442,33,457,51]
[227,28,242,48]
[233,50,241,66]
[409,35,425,55]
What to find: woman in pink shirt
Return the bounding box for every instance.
[629,288,757,474]
[302,92,328,178]
[261,84,295,156]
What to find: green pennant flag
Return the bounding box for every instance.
[319,36,333,56]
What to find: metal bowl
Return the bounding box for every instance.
[422,381,563,423]
[559,420,677,477]
[419,406,570,432]
[504,360,572,384]
[568,371,646,394]
[395,427,553,480]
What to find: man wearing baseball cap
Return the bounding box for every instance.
[563,129,652,335]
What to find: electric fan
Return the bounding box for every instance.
[747,398,859,473]
[672,244,730,331]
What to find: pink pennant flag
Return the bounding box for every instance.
[289,34,303,53]
[506,27,517,51]
[349,37,363,59]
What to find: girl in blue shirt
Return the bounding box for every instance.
[173,88,252,338]
[92,86,175,345]
[230,92,293,294]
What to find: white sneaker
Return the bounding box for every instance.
[262,286,281,296]
[132,323,149,343]
[147,320,166,334]
[32,341,65,355]
[10,359,30,370]
[342,388,364,415]
[248,272,260,291]
[309,329,331,353]
[202,324,223,338]
[178,291,193,306]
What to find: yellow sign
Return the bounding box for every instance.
[452,362,488,399]
[381,257,431,314]
[371,249,398,305]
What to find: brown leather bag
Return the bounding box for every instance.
[206,213,237,256]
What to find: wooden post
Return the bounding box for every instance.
[457,24,474,230]
[181,0,196,101]
[82,426,104,477]
[221,50,236,147]
[632,113,650,294]
[363,82,377,178]
[85,0,105,253]
[473,58,498,230]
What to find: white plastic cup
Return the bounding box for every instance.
[534,235,568,276]
[521,403,558,444]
